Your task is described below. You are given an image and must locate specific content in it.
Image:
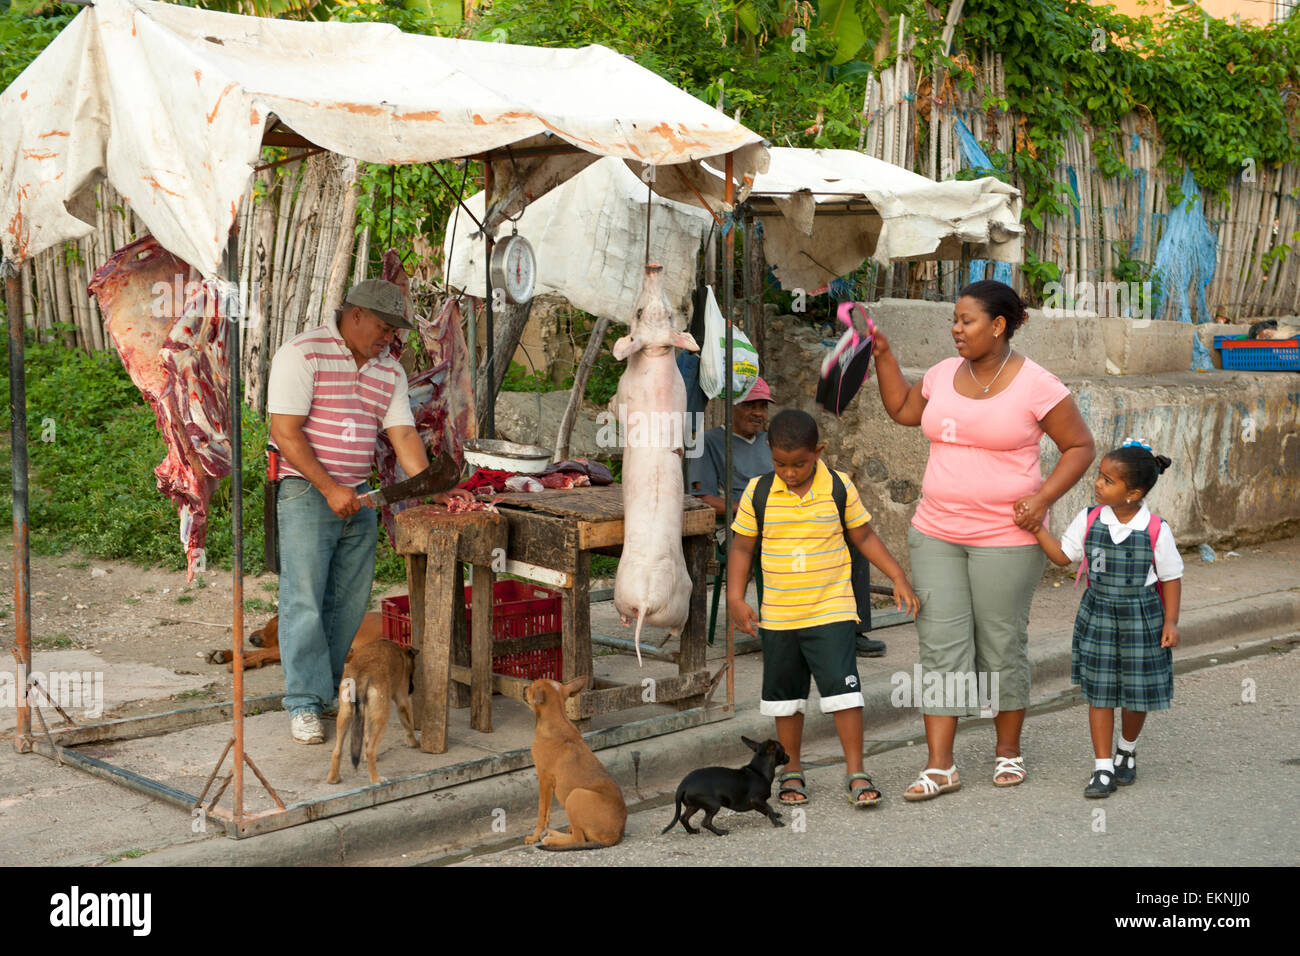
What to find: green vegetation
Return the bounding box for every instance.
[950,1,1300,215]
[33,633,74,650]
[243,597,277,614]
[106,848,148,863]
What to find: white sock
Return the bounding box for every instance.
[1095,758,1114,774]
[1118,735,1138,753]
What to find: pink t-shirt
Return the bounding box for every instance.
[911,356,1071,546]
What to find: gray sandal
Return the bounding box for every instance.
[778,771,808,805]
[846,772,882,807]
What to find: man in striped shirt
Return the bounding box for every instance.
[268,279,469,744]
[727,409,919,807]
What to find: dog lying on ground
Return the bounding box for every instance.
[206,612,386,670]
[524,676,627,850]
[326,641,420,785]
[661,736,790,836]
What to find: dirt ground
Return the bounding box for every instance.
[0,539,416,725]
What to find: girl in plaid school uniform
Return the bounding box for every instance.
[1032,440,1184,798]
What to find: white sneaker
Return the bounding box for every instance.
[291,712,325,744]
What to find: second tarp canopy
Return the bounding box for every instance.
[749,148,1023,291]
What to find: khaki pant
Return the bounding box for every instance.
[907,526,1045,716]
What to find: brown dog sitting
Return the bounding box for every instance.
[524,676,627,851]
[206,612,386,671]
[326,641,420,785]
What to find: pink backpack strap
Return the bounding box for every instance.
[1073,506,1105,590]
[1147,513,1165,610]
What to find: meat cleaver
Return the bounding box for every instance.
[358,451,462,509]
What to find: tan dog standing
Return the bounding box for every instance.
[524,676,627,850]
[326,641,419,785]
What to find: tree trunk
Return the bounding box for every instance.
[473,296,533,439]
[553,314,610,461]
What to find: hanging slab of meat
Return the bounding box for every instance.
[611,264,700,665]
[373,252,477,542]
[88,236,231,581]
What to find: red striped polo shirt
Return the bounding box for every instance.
[266,312,415,486]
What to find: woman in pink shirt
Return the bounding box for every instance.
[872,280,1095,800]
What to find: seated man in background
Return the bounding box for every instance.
[687,378,884,656]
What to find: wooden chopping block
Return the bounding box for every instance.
[392,505,507,564]
[392,508,507,752]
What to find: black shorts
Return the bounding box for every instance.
[759,620,863,716]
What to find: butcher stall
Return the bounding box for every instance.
[1,0,769,837]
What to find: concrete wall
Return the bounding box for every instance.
[763,317,1300,567]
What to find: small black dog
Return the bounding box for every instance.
[661,736,790,836]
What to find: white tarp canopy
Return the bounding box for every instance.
[444,157,714,322]
[749,147,1023,290]
[0,0,766,277]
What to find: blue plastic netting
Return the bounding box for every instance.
[954,119,1013,288]
[1151,169,1217,370]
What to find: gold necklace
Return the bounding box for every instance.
[967,348,1012,393]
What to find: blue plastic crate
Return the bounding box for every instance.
[1213,336,1300,372]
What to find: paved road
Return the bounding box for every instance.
[444,642,1299,867]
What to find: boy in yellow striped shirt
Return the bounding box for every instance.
[728,409,919,807]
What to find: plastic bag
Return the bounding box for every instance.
[697,285,759,400]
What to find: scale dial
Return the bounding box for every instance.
[490,234,536,305]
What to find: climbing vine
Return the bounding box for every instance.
[936,0,1300,218]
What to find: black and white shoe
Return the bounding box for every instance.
[1084,769,1117,798]
[1113,747,1137,786]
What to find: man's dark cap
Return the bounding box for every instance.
[343,278,412,330]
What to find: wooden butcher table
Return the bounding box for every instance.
[392,487,716,750]
[491,485,718,723]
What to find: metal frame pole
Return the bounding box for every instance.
[4,258,32,752]
[483,160,495,440]
[721,152,736,712]
[225,230,246,820]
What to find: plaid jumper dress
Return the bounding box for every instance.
[1070,519,1173,710]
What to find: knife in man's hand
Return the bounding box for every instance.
[358,451,462,508]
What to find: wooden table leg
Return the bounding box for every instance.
[469,563,493,733]
[405,554,428,727]
[677,533,710,711]
[418,530,459,754]
[563,551,592,726]
[449,561,470,709]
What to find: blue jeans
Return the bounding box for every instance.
[277,478,377,717]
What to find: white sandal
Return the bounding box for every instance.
[993,755,1027,788]
[902,765,961,802]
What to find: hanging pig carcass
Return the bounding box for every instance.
[612,264,699,665]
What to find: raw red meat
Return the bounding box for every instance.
[88,237,232,581]
[446,496,498,514]
[372,251,477,541]
[538,472,591,490]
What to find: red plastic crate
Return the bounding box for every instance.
[380,580,562,681]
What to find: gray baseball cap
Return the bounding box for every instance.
[343,278,413,330]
